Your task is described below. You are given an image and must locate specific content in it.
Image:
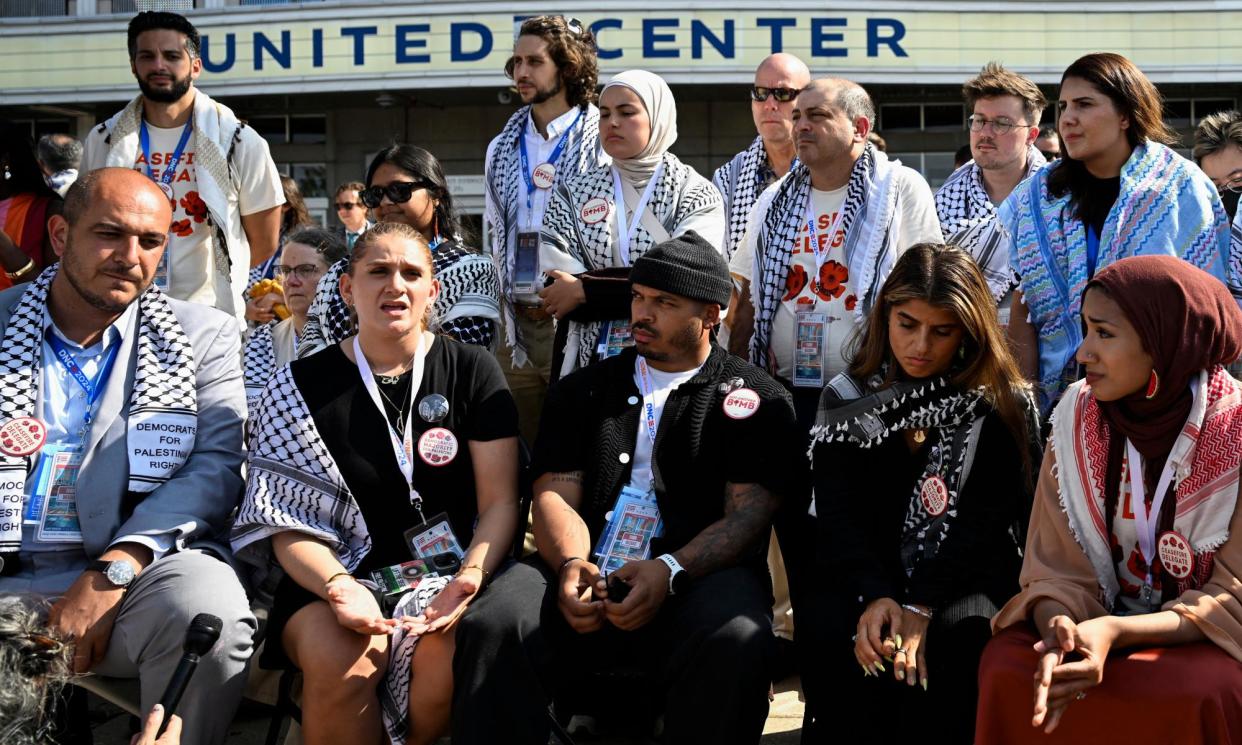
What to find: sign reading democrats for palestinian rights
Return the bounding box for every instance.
[2,3,1241,104]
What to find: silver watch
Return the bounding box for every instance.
[88,559,136,589]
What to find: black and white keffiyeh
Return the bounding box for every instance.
[713,135,779,262]
[243,322,277,411]
[748,144,900,369]
[485,104,603,366]
[935,146,1047,301]
[0,265,197,552]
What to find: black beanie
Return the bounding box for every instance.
[629,230,731,309]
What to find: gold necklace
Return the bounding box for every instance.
[912,429,926,444]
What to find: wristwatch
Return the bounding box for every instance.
[88,559,137,590]
[656,553,689,595]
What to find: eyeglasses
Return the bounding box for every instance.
[360,181,431,209]
[335,201,361,211]
[274,264,325,281]
[750,86,802,103]
[967,114,1031,135]
[1216,173,1242,196]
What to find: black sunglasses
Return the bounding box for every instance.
[750,86,802,103]
[361,181,432,209]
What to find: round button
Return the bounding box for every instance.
[619,453,631,464]
[627,396,639,405]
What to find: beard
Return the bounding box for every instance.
[61,243,144,315]
[137,72,193,104]
[526,77,563,105]
[632,319,703,362]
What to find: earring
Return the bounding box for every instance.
[958,344,967,361]
[1145,369,1160,399]
[3,163,10,181]
[432,212,440,241]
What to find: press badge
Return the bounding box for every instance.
[31,445,83,543]
[403,511,466,562]
[597,321,634,360]
[513,231,541,295]
[793,310,828,388]
[154,248,171,292]
[592,486,664,575]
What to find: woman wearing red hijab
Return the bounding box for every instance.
[977,255,1242,743]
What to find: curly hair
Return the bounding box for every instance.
[0,596,71,745]
[506,15,599,108]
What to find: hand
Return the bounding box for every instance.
[893,605,931,690]
[538,270,585,320]
[131,704,182,745]
[853,598,901,677]
[556,558,605,634]
[1032,615,1115,733]
[49,569,127,674]
[245,290,283,324]
[602,559,671,631]
[410,570,483,634]
[325,576,395,635]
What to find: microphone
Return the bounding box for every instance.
[155,613,223,736]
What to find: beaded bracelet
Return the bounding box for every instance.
[901,603,933,620]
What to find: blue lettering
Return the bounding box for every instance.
[396,24,430,64]
[811,18,847,58]
[643,18,679,59]
[690,19,734,59]
[312,28,324,68]
[199,33,235,73]
[756,18,796,53]
[253,30,291,70]
[451,22,492,62]
[867,18,908,57]
[340,26,378,66]
[590,18,623,60]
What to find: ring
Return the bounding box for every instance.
[895,648,908,655]
[1075,691,1087,701]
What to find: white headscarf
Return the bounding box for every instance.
[601,70,678,187]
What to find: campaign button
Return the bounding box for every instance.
[418,394,450,423]
[1157,530,1194,579]
[581,197,611,224]
[627,396,639,405]
[919,475,948,517]
[532,163,556,189]
[619,453,631,464]
[157,181,176,205]
[722,388,760,419]
[0,417,46,457]
[416,427,458,466]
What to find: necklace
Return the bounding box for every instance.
[374,372,412,432]
[912,429,927,444]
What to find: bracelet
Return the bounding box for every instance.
[458,564,490,580]
[558,556,584,575]
[5,259,35,280]
[324,571,353,589]
[901,603,933,620]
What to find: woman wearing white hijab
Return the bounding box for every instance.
[537,69,726,376]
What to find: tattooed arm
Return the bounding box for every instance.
[532,470,590,571]
[672,482,780,578]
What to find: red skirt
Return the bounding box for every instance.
[976,625,1242,744]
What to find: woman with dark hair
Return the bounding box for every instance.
[1003,53,1239,416]
[245,174,313,324]
[978,255,1242,744]
[0,122,61,288]
[807,243,1039,744]
[298,145,501,355]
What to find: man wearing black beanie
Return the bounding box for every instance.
[451,232,802,745]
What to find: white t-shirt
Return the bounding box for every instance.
[626,357,702,495]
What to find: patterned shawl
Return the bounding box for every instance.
[935,145,1047,301]
[485,104,603,366]
[1049,367,1242,610]
[747,144,901,369]
[713,135,779,262]
[1002,142,1237,413]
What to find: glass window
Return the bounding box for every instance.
[924,103,964,131]
[880,104,921,131]
[289,115,327,145]
[1164,99,1192,129]
[1195,99,1237,124]
[287,163,327,199]
[249,116,288,146]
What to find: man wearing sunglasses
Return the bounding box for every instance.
[483,15,605,446]
[713,53,811,265]
[331,181,372,249]
[935,63,1048,314]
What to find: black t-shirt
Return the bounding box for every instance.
[290,336,518,573]
[1082,173,1121,240]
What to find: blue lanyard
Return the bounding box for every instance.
[46,332,121,428]
[518,108,584,207]
[139,119,194,185]
[1086,225,1101,279]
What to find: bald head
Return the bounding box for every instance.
[751,53,812,146]
[801,78,875,131]
[63,168,172,229]
[755,53,811,88]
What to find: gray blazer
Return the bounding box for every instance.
[0,285,247,560]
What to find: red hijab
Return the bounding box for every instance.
[1088,255,1242,460]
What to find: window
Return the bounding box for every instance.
[252,115,327,146]
[879,102,964,132]
[279,163,328,225]
[1164,99,1192,129]
[1195,99,1237,124]
[879,104,921,131]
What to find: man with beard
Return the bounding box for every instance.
[484,15,604,446]
[81,11,283,325]
[451,232,800,745]
[935,63,1047,315]
[0,168,254,745]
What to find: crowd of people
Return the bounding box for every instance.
[4,8,1242,745]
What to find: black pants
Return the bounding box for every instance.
[451,557,775,745]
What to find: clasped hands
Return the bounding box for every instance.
[557,557,669,633]
[1030,614,1115,733]
[854,598,931,690]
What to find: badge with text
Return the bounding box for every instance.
[598,321,634,360]
[417,427,458,466]
[157,181,176,206]
[513,231,541,295]
[920,475,949,517]
[722,388,760,419]
[128,411,196,490]
[581,197,610,224]
[154,248,172,292]
[33,444,82,543]
[370,557,437,596]
[1157,530,1194,579]
[793,310,828,388]
[403,511,466,561]
[532,162,556,189]
[593,486,664,575]
[0,417,46,457]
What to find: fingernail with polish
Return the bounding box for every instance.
[873,661,885,673]
[921,679,928,692]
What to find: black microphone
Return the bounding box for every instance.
[155,613,223,736]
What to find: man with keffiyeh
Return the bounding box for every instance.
[0,169,254,745]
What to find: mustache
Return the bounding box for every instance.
[631,322,656,337]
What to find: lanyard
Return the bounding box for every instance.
[635,356,659,445]
[612,162,665,265]
[804,194,847,273]
[1086,225,1101,279]
[46,332,121,428]
[518,108,583,204]
[1125,439,1177,590]
[139,119,193,186]
[353,334,429,520]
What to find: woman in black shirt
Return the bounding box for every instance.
[233,221,519,745]
[807,243,1039,744]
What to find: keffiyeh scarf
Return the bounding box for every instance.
[1002,142,1236,413]
[1050,367,1242,610]
[749,144,900,369]
[485,105,602,366]
[243,322,277,411]
[714,135,779,262]
[0,266,198,552]
[935,146,1046,301]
